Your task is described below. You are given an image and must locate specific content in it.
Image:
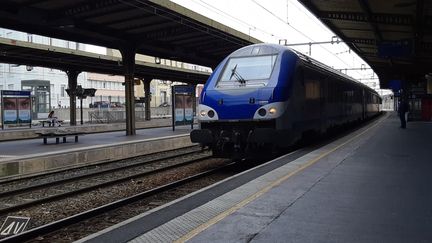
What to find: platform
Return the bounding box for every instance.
[0,125,195,179]
[79,112,432,242]
[0,117,174,141]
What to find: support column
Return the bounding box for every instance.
[66,70,80,126]
[144,80,151,121]
[120,47,136,135]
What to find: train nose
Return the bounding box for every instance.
[206,89,273,120]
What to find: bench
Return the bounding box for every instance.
[39,119,64,127]
[35,131,84,144]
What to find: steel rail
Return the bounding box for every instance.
[0,155,213,215]
[0,162,235,243]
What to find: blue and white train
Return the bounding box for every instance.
[191,44,381,158]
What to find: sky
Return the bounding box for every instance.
[171,0,385,92]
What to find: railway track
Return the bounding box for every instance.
[0,162,235,242]
[0,147,211,215]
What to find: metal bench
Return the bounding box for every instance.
[35,131,83,144]
[39,119,64,127]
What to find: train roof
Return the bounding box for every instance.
[241,43,379,95]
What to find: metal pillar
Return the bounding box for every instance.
[144,80,151,121]
[66,70,80,126]
[80,98,83,125]
[120,47,136,135]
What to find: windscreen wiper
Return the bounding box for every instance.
[229,64,246,84]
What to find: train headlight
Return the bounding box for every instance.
[253,102,286,120]
[258,108,267,116]
[208,110,215,118]
[198,104,219,121]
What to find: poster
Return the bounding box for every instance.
[1,90,32,128]
[175,94,185,123]
[172,85,195,130]
[3,98,17,124]
[18,98,31,123]
[184,95,193,122]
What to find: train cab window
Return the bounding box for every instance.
[217,54,278,88]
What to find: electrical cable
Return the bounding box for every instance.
[251,0,365,78]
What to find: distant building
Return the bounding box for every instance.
[0,28,208,112]
[0,28,87,110]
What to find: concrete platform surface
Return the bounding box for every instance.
[185,113,432,243]
[0,118,175,141]
[112,112,432,243]
[0,125,194,179]
[0,125,191,157]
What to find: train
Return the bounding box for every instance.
[190,43,381,158]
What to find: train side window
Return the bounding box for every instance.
[304,70,320,100]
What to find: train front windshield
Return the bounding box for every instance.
[218,54,277,87]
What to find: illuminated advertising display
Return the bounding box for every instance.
[1,90,32,129]
[172,85,195,130]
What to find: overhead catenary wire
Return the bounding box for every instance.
[250,0,365,78]
[193,0,283,40]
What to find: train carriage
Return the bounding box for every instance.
[191,44,381,158]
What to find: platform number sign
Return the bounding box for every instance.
[0,216,30,236]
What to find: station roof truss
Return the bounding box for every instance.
[299,0,432,88]
[0,37,210,84]
[0,0,260,69]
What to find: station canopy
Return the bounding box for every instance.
[300,0,432,88]
[0,37,210,84]
[0,0,260,69]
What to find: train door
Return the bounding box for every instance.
[361,88,366,120]
[289,66,305,131]
[319,73,329,133]
[421,98,432,121]
[303,68,321,130]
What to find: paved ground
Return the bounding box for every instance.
[185,113,432,243]
[0,125,193,157]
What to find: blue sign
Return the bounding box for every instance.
[388,80,402,92]
[1,90,31,96]
[378,39,412,58]
[173,85,194,94]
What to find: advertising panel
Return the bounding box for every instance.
[1,90,32,129]
[3,98,17,124]
[18,98,31,123]
[172,85,195,130]
[184,95,193,123]
[175,94,185,123]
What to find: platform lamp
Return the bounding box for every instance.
[75,86,97,125]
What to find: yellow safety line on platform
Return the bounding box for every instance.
[175,113,388,243]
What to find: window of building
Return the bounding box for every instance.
[8,84,14,90]
[61,85,66,97]
[50,84,54,98]
[160,91,167,103]
[27,34,33,42]
[103,82,106,89]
